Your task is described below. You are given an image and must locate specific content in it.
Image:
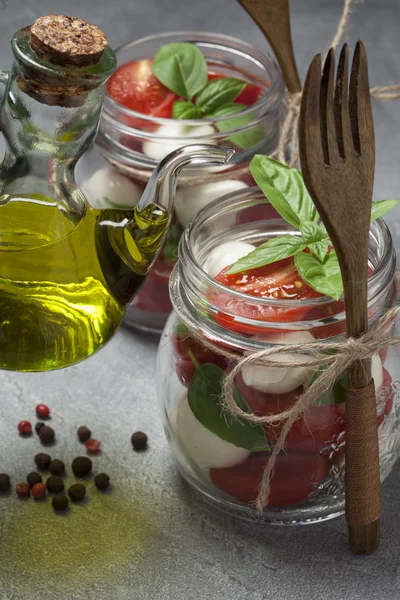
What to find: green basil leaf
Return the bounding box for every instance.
[152,42,208,99]
[227,235,306,274]
[196,78,247,114]
[307,238,330,262]
[188,363,270,452]
[163,222,184,263]
[295,250,343,300]
[371,200,398,222]
[300,221,326,244]
[172,100,203,120]
[211,103,264,150]
[173,320,188,336]
[250,156,318,229]
[314,372,346,405]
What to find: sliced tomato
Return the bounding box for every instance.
[235,373,345,452]
[210,451,329,506]
[207,72,262,106]
[132,274,172,313]
[213,257,322,334]
[176,355,228,388]
[107,59,178,118]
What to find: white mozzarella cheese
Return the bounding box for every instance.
[204,240,256,278]
[142,122,215,162]
[173,394,250,469]
[82,167,142,209]
[175,179,248,228]
[242,330,315,395]
[372,354,383,389]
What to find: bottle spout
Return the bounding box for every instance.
[136,144,234,213]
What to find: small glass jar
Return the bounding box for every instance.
[76,31,285,334]
[157,187,400,524]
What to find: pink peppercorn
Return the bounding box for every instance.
[85,439,101,453]
[31,482,46,499]
[16,482,30,497]
[18,421,32,435]
[36,404,50,418]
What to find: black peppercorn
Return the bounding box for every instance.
[0,473,10,492]
[94,473,110,490]
[52,494,68,511]
[46,476,64,493]
[71,456,92,477]
[77,426,91,442]
[34,453,51,470]
[49,459,65,476]
[35,422,45,435]
[39,425,55,445]
[27,472,42,488]
[68,483,86,501]
[131,431,148,450]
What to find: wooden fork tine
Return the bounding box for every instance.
[334,44,353,159]
[299,54,324,174]
[349,40,375,162]
[320,48,338,166]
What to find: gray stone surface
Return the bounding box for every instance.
[0,0,400,598]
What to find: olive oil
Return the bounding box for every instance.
[0,195,169,371]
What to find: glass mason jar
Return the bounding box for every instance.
[76,31,285,334]
[157,187,400,524]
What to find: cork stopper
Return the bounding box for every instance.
[30,15,107,67]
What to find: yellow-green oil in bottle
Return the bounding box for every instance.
[0,194,169,371]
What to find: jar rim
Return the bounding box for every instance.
[104,30,285,127]
[173,186,396,340]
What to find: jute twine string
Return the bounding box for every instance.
[174,301,400,511]
[279,0,400,167]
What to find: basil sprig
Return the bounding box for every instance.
[227,156,398,300]
[152,42,262,150]
[188,362,270,452]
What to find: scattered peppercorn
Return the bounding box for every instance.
[85,438,101,453]
[36,404,50,418]
[68,483,86,501]
[18,420,32,435]
[71,456,92,478]
[0,474,10,492]
[16,482,30,497]
[77,426,91,442]
[94,473,110,490]
[39,425,55,445]
[131,431,148,450]
[46,476,64,493]
[35,422,45,435]
[34,453,51,470]
[27,472,42,488]
[49,459,65,476]
[31,482,46,499]
[52,495,68,511]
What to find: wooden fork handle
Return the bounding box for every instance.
[345,379,381,552]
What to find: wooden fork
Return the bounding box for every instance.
[237,0,301,93]
[299,42,380,554]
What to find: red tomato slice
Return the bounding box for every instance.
[107,59,178,118]
[210,451,329,506]
[132,275,172,313]
[213,257,322,334]
[207,72,262,106]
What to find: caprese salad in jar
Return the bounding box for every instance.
[168,156,398,510]
[88,40,270,328]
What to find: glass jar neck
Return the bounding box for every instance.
[0,27,116,216]
[170,189,397,352]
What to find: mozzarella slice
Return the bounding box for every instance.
[82,167,142,209]
[372,354,383,389]
[175,179,248,228]
[173,394,250,469]
[204,240,256,278]
[143,122,215,162]
[242,330,315,395]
